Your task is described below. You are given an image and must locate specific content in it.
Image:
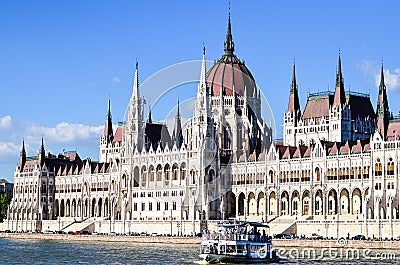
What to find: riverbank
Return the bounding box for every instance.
[2,233,400,250]
[0,233,201,244]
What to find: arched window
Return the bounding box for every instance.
[387,158,394,175]
[315,167,321,182]
[375,158,382,176]
[269,170,274,184]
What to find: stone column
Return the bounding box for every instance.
[263,193,267,222]
[235,195,239,218]
[244,198,248,220]
[349,193,353,214]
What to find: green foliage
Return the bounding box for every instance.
[0,194,11,222]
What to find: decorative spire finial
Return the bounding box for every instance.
[224,3,234,55]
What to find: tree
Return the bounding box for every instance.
[0,194,11,222]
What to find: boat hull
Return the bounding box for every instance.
[199,252,279,264]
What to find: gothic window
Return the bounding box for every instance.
[156,164,162,181]
[315,167,321,182]
[363,166,369,179]
[375,159,382,176]
[387,158,394,175]
[172,164,178,180]
[180,163,186,180]
[269,170,274,184]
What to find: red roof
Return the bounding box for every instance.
[302,94,332,124]
[339,141,350,154]
[208,54,256,97]
[387,121,400,141]
[113,127,124,143]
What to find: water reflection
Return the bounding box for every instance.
[1,238,400,265]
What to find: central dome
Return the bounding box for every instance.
[207,54,256,97]
[207,14,256,98]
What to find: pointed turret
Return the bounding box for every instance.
[126,60,144,152]
[376,63,390,139]
[199,46,208,92]
[147,105,153,123]
[287,62,301,114]
[333,53,346,107]
[133,61,140,100]
[224,10,234,55]
[173,100,183,148]
[18,139,26,172]
[103,98,114,140]
[38,137,45,167]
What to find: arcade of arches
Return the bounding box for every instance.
[232,187,400,220]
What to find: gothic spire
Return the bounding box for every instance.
[288,62,300,114]
[147,105,153,123]
[376,63,390,139]
[19,139,26,172]
[133,61,140,100]
[103,98,114,139]
[224,8,234,55]
[333,52,346,107]
[173,99,183,148]
[199,45,208,93]
[38,137,45,167]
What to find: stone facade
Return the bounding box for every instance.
[5,14,400,239]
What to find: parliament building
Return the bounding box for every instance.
[5,13,400,239]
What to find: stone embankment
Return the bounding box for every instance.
[0,233,201,244]
[2,233,400,249]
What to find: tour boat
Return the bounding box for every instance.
[199,220,278,264]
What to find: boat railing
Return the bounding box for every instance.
[202,232,272,243]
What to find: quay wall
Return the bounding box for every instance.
[2,233,400,250]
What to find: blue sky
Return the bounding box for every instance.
[1,1,400,181]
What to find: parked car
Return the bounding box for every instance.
[352,234,366,240]
[81,230,90,235]
[74,231,81,235]
[42,230,54,234]
[108,232,117,236]
[151,232,160,237]
[274,233,291,239]
[309,233,323,240]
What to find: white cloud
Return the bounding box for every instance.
[360,59,400,91]
[112,77,122,83]
[0,115,14,130]
[382,68,400,91]
[25,122,104,144]
[0,141,20,161]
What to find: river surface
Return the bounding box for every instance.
[1,238,400,264]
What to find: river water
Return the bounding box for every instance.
[1,238,400,264]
